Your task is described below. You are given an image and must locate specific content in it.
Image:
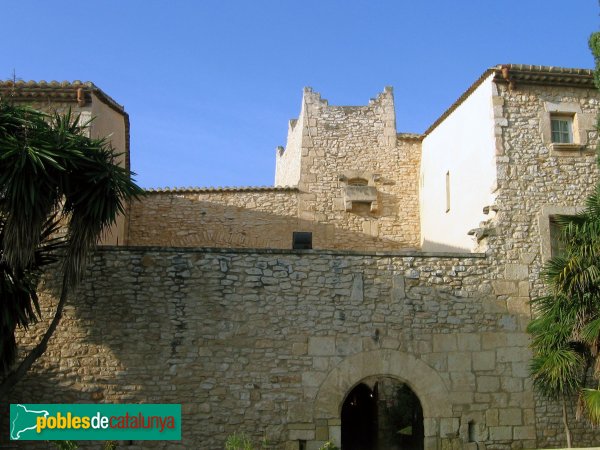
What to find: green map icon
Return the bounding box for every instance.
[10,404,49,440]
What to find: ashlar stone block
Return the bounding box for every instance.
[478,376,500,392]
[513,426,536,440]
[492,280,517,295]
[287,403,313,422]
[472,351,496,371]
[289,429,315,441]
[448,352,471,372]
[440,417,460,437]
[497,346,528,363]
[486,409,499,426]
[504,264,528,280]
[457,334,480,351]
[499,408,522,426]
[433,334,457,352]
[308,337,335,356]
[489,426,512,441]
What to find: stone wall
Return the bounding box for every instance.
[294,87,421,250]
[128,188,300,248]
[482,80,600,448]
[4,246,556,450]
[128,171,422,251]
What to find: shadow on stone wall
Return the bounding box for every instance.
[6,247,536,449]
[128,195,418,251]
[421,239,472,254]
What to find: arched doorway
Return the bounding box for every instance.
[341,383,378,450]
[341,377,424,450]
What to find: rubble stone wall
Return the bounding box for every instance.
[5,247,549,450]
[486,81,600,448]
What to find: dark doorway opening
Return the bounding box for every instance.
[341,383,377,450]
[341,377,424,450]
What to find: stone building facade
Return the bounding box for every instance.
[2,65,600,449]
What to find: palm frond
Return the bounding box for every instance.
[580,317,600,349]
[0,101,142,376]
[530,347,585,399]
[580,389,600,425]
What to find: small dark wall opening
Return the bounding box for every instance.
[341,377,424,450]
[292,231,312,249]
[341,383,377,450]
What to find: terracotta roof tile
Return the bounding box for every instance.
[144,186,299,194]
[0,79,125,114]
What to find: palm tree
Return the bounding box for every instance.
[0,100,143,398]
[528,180,600,446]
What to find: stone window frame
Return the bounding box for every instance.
[338,170,380,213]
[538,205,582,263]
[539,101,594,155]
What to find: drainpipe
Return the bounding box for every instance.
[76,87,86,107]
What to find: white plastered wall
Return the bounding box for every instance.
[420,74,497,252]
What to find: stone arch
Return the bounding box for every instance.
[314,349,453,443]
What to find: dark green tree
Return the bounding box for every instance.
[0,100,143,398]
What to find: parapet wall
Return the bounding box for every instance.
[127,188,300,248]
[127,184,420,251]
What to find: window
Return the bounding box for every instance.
[541,102,595,154]
[539,206,580,262]
[445,171,450,213]
[549,217,566,257]
[551,116,573,144]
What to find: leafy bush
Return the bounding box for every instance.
[225,432,255,450]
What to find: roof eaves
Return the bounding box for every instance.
[494,64,595,89]
[144,186,299,194]
[397,132,424,141]
[0,80,126,115]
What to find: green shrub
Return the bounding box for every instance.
[225,432,255,450]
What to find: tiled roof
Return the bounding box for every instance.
[497,64,594,87]
[0,80,125,114]
[144,186,298,193]
[397,132,424,141]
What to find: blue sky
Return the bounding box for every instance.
[2,1,598,188]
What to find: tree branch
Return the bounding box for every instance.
[0,277,69,400]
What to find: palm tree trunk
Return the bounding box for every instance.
[562,396,573,448]
[0,278,68,399]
